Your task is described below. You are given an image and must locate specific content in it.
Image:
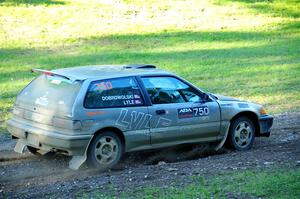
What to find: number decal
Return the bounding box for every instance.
[178,106,209,119]
[193,107,209,117]
[95,81,113,92]
[106,81,113,90]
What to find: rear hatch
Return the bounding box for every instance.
[13,70,83,130]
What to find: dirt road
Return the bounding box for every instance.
[0,112,299,198]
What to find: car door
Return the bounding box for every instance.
[82,77,151,151]
[140,76,220,146]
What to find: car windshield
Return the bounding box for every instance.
[17,74,82,115]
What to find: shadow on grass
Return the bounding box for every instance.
[0,0,66,6]
[0,27,299,77]
[215,0,300,18]
[0,29,284,64]
[0,30,276,82]
[0,20,299,116]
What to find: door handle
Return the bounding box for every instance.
[156,109,166,115]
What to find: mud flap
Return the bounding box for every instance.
[69,155,87,170]
[214,125,230,151]
[14,139,26,154]
[68,135,94,170]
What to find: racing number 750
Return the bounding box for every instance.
[193,106,209,117]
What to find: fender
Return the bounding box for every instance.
[69,126,125,170]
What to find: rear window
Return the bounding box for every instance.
[84,77,144,108]
[17,75,82,114]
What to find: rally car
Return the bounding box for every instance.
[7,64,273,169]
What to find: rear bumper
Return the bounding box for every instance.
[7,119,92,156]
[258,115,273,137]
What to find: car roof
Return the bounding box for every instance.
[52,64,173,80]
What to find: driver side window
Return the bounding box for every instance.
[141,76,202,104]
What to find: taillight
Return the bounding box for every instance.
[52,117,82,130]
[13,107,24,117]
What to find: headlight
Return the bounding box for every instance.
[260,107,267,115]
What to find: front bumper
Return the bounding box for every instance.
[7,119,92,156]
[258,115,273,137]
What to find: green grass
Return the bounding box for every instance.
[0,0,300,134]
[74,168,300,199]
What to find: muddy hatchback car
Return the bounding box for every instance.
[7,65,273,169]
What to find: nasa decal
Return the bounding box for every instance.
[177,106,209,119]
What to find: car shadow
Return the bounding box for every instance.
[114,143,230,170]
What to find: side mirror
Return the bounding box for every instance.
[204,93,211,102]
[197,93,210,103]
[192,92,210,103]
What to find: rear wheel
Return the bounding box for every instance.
[27,146,41,155]
[87,131,123,169]
[228,117,255,151]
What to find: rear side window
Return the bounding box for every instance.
[84,77,144,108]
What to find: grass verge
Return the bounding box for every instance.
[74,168,300,199]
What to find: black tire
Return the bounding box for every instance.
[27,146,41,155]
[227,117,255,151]
[87,131,123,169]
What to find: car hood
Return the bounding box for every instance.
[210,93,242,102]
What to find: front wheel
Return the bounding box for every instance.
[227,117,255,151]
[87,131,123,169]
